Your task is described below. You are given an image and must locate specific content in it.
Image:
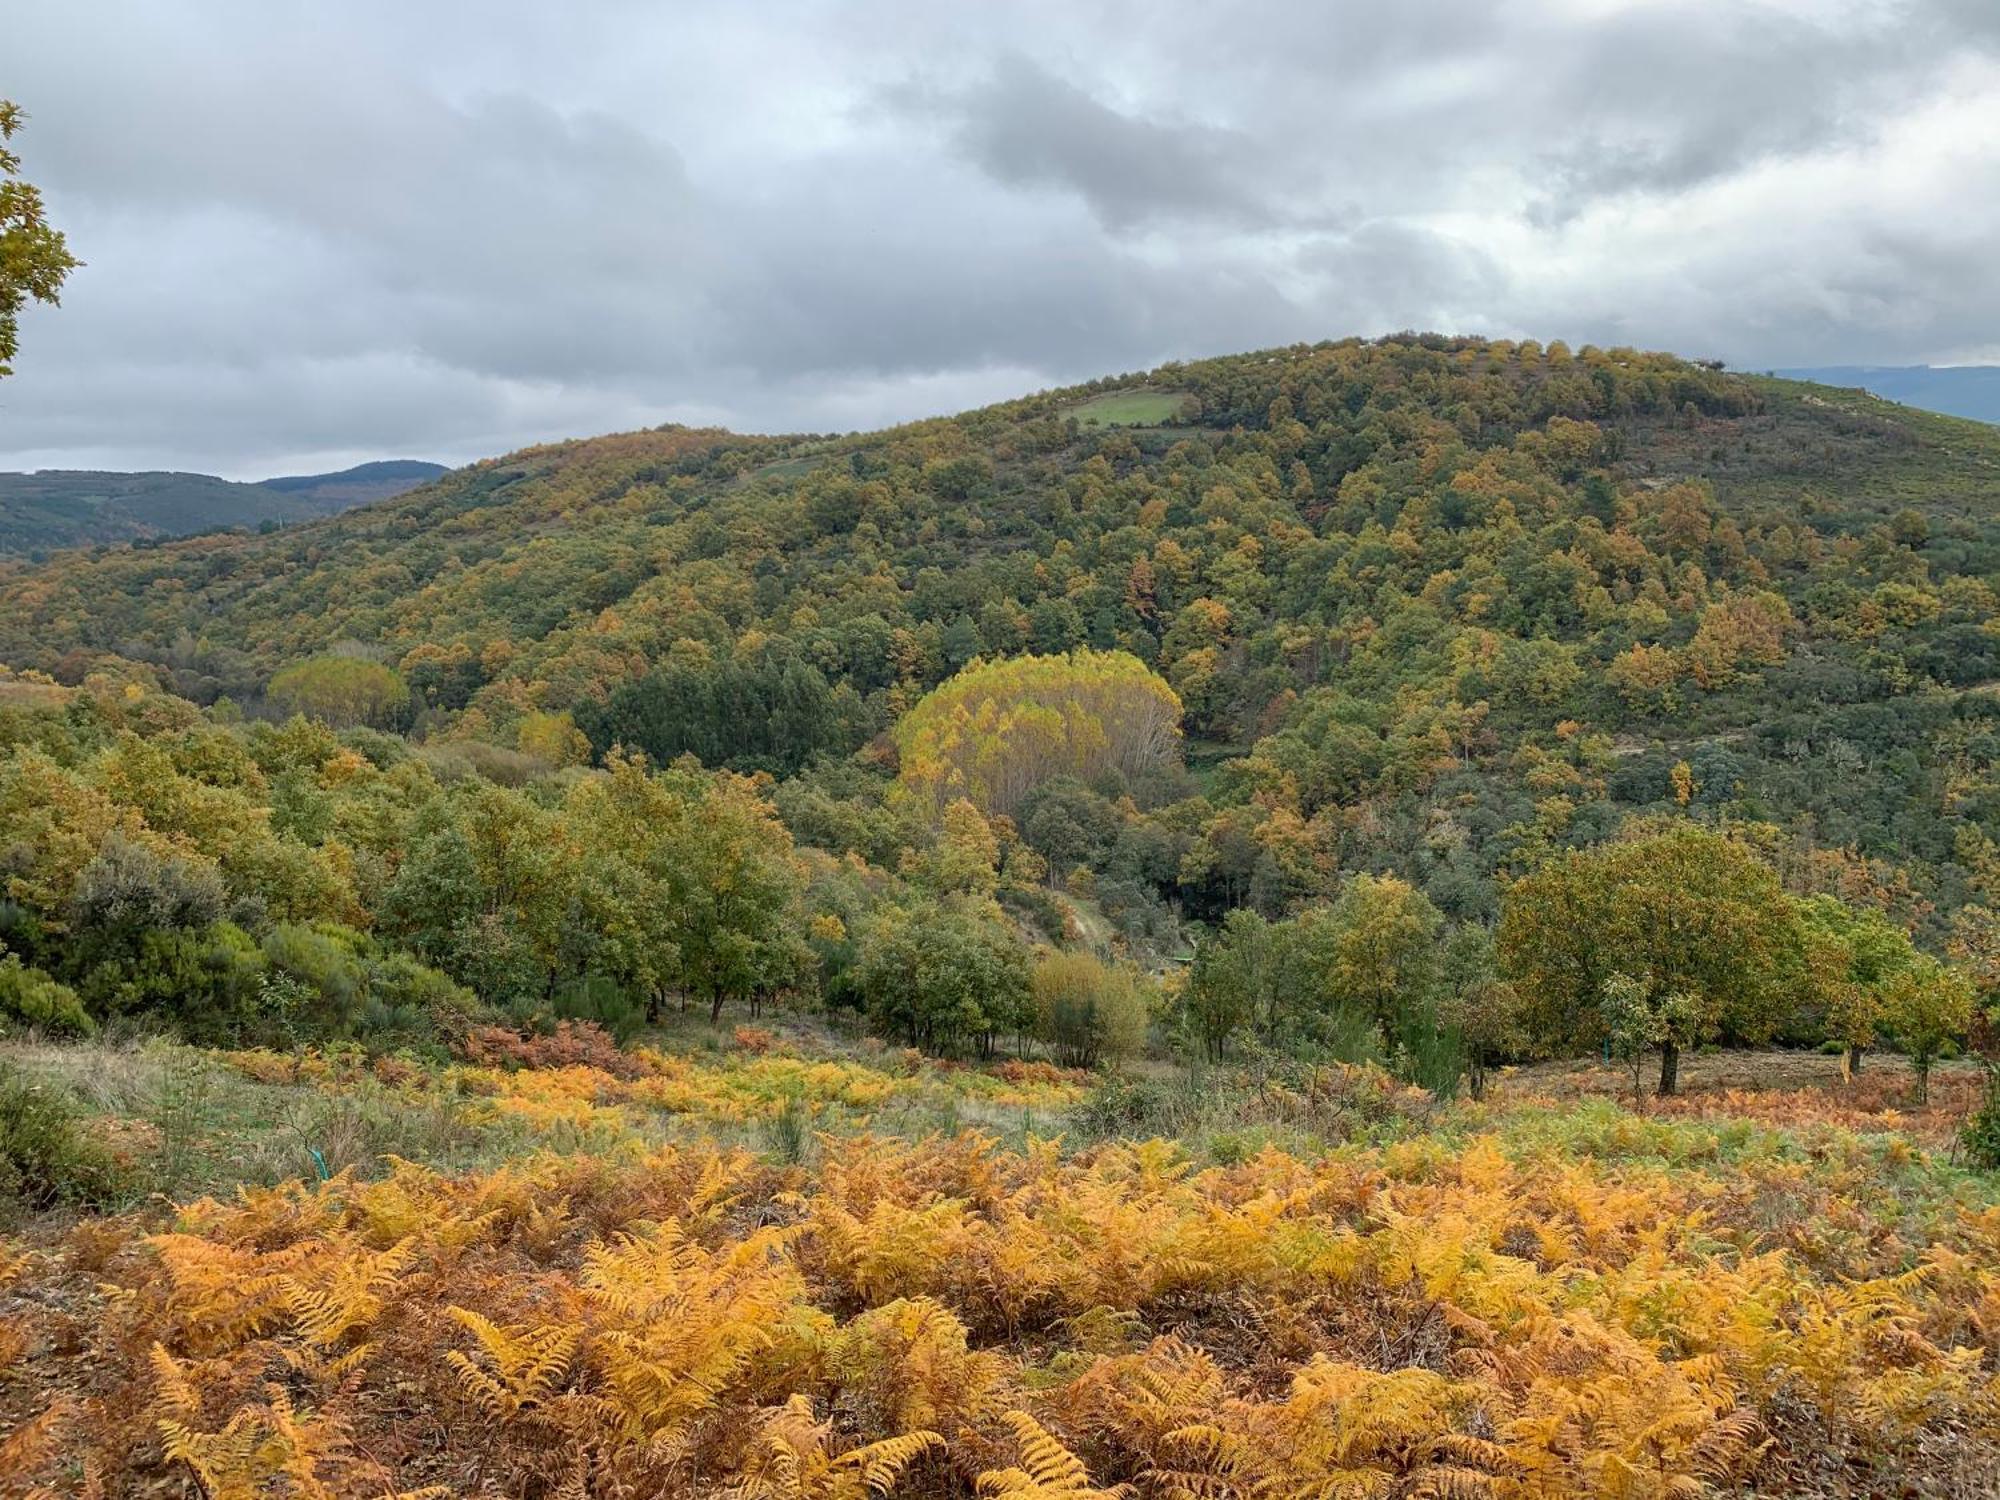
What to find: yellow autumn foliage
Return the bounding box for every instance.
[5,1098,1997,1496]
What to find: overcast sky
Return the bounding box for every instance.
[4,0,1998,477]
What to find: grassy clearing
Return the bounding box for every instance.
[0,1038,522,1215]
[1501,1046,1989,1147]
[0,1020,1088,1216]
[1064,388,1191,428]
[1647,375,2000,520]
[743,454,826,486]
[8,1029,1985,1223]
[0,675,69,708]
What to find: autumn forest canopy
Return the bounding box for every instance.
[6,335,2000,1069]
[10,331,2000,1494]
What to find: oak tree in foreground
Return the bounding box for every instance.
[1499,823,1804,1094]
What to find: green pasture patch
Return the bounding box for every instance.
[1065,389,1192,428]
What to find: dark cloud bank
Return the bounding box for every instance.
[4,0,1997,474]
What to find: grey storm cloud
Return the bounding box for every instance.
[883,55,1304,231]
[1518,1,1996,223]
[2,0,1998,476]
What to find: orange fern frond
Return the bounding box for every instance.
[283,1235,417,1348]
[0,1399,72,1493]
[977,1410,1130,1499]
[722,1393,942,1499]
[444,1306,580,1421]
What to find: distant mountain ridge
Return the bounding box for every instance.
[262,458,450,497]
[0,459,449,557]
[1774,365,2000,425]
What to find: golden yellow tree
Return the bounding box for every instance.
[892,650,1180,818]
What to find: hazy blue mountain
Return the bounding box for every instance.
[1774,365,2000,425]
[262,459,450,502]
[0,460,448,557]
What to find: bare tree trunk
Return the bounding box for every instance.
[1658,1041,1680,1097]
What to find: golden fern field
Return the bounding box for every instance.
[3,1030,1998,1499]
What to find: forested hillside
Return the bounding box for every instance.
[11,338,2000,1495]
[0,459,447,556]
[6,335,2000,938]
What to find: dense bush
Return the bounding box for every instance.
[537,974,648,1044]
[1962,1074,2000,1169]
[0,954,92,1036]
[1030,951,1148,1067]
[854,899,1031,1055]
[1178,882,1434,1064]
[0,1063,128,1210]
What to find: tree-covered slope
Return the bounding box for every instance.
[0,469,321,556]
[0,459,447,556]
[260,458,450,500]
[5,334,2000,929]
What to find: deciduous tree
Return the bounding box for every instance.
[854,898,1029,1054]
[1880,959,1973,1103]
[0,101,78,378]
[1500,826,1804,1092]
[267,659,411,730]
[1031,950,1148,1067]
[892,649,1180,818]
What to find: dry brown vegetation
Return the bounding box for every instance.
[3,1039,1999,1497]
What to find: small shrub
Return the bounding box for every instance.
[149,1045,217,1196]
[0,955,93,1036]
[1963,1074,2000,1171]
[1395,1013,1466,1102]
[0,1064,129,1211]
[761,1091,813,1165]
[221,1047,306,1085]
[997,883,1072,945]
[370,1052,425,1088]
[459,1020,643,1079]
[253,969,315,1047]
[995,1059,1083,1087]
[1070,1073,1185,1139]
[368,950,486,1044]
[548,974,646,1044]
